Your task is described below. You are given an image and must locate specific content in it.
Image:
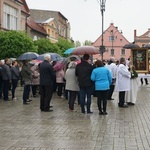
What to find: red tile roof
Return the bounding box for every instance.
[27,17,47,35]
[21,0,30,15]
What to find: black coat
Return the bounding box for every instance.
[39,60,56,85]
[75,60,93,88]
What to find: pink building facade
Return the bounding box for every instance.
[92,23,131,61]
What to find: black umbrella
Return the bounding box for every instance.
[123,43,140,49]
[143,44,150,49]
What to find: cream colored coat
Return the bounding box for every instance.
[115,64,131,91]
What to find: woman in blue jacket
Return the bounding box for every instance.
[91,60,112,115]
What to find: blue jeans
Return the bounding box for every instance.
[23,84,30,103]
[79,86,92,113]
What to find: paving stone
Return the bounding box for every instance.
[0,84,150,149]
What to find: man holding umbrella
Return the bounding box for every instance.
[75,54,93,114]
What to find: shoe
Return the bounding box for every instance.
[119,105,128,108]
[4,99,11,101]
[103,112,108,115]
[108,98,114,100]
[44,109,53,112]
[81,111,85,114]
[127,102,134,105]
[69,109,77,112]
[27,99,32,102]
[49,106,53,108]
[23,102,30,105]
[61,96,65,99]
[12,97,18,100]
[99,111,103,115]
[87,111,93,114]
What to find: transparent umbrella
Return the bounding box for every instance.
[17,52,39,60]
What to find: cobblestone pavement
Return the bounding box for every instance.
[0,83,150,150]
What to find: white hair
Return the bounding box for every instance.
[0,60,4,64]
[44,54,51,62]
[110,57,115,62]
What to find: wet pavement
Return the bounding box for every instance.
[0,82,150,150]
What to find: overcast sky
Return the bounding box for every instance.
[26,0,150,43]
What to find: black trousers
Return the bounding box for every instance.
[57,83,64,96]
[3,80,9,100]
[107,84,115,99]
[0,78,3,98]
[32,85,37,96]
[68,91,78,110]
[40,85,53,111]
[12,79,18,99]
[141,78,148,85]
[119,91,125,106]
[97,90,108,112]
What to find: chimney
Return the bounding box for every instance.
[134,30,137,39]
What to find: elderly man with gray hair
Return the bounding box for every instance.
[115,57,131,108]
[39,54,56,112]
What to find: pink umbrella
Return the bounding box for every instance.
[71,46,99,55]
[53,62,64,71]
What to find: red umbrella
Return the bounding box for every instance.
[70,46,100,55]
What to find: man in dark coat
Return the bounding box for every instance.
[21,60,32,104]
[39,54,56,112]
[75,54,93,114]
[1,58,11,101]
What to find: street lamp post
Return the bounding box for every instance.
[99,0,106,61]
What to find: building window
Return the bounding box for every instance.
[58,25,61,34]
[52,31,54,38]
[62,27,66,37]
[109,36,114,41]
[111,49,114,56]
[121,49,125,55]
[48,29,50,35]
[3,4,18,30]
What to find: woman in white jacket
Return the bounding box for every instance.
[65,61,79,111]
[115,57,131,108]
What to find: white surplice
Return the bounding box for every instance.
[125,78,139,104]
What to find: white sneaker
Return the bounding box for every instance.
[61,96,65,99]
[13,97,18,100]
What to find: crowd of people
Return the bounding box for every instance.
[0,54,143,115]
